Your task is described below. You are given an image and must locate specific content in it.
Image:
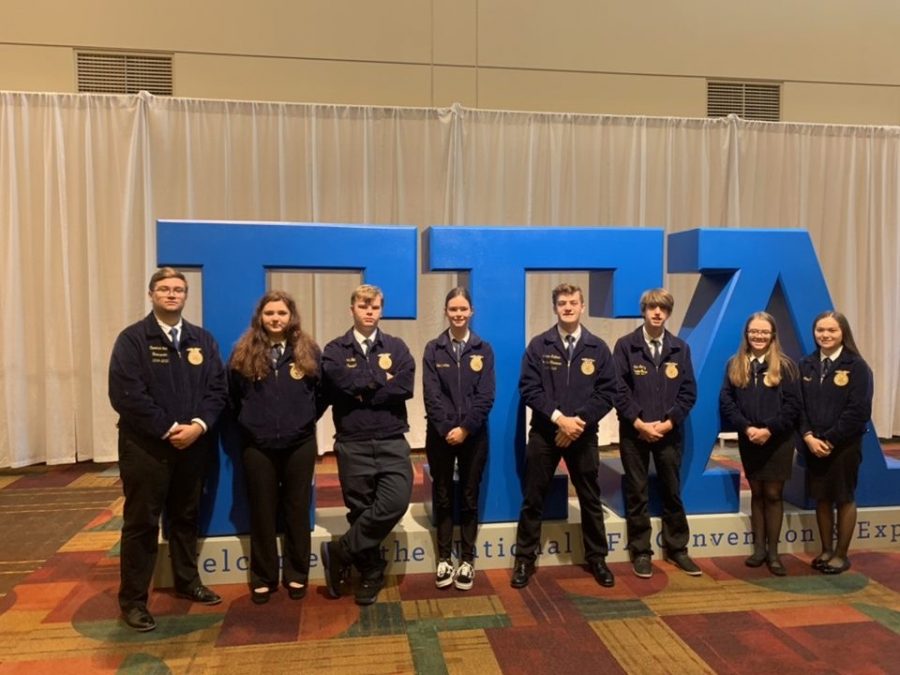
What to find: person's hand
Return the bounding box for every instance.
[556,415,585,440]
[804,434,830,458]
[554,429,574,448]
[746,426,771,445]
[635,419,663,443]
[446,427,469,445]
[169,422,203,450]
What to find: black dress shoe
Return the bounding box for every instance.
[744,551,767,568]
[286,582,307,600]
[822,557,851,575]
[121,606,157,632]
[811,553,833,571]
[510,560,535,589]
[667,550,702,576]
[355,576,384,605]
[251,587,272,605]
[321,540,346,599]
[176,584,222,605]
[590,559,615,588]
[766,556,787,576]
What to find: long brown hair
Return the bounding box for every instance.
[727,311,798,387]
[230,290,319,380]
[813,310,862,357]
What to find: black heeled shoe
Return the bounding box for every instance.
[251,586,273,604]
[810,553,833,571]
[744,551,767,568]
[286,582,307,600]
[766,556,787,576]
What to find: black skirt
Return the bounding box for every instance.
[805,437,862,503]
[739,433,795,482]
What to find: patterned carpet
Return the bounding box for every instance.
[1,453,899,674]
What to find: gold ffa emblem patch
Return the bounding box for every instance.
[833,370,850,387]
[290,363,304,380]
[469,355,484,372]
[378,353,393,370]
[580,358,595,375]
[665,362,679,379]
[186,348,203,365]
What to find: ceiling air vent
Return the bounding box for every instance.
[707,81,780,121]
[76,51,173,95]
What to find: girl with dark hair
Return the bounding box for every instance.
[229,290,325,603]
[798,310,873,574]
[720,312,801,575]
[422,288,495,590]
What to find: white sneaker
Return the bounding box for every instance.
[435,559,455,588]
[454,561,474,591]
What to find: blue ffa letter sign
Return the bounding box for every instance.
[157,222,899,536]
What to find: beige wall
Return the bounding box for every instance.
[2,0,900,123]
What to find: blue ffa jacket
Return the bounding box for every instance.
[613,327,696,439]
[422,331,495,437]
[230,347,326,450]
[108,313,227,440]
[323,329,415,442]
[719,358,802,439]
[519,325,616,437]
[798,349,872,447]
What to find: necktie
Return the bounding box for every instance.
[272,343,283,367]
[169,326,179,351]
[651,339,661,367]
[452,339,463,362]
[566,335,575,362]
[363,338,372,357]
[820,357,831,383]
[751,358,761,382]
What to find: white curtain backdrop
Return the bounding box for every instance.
[1,91,898,467]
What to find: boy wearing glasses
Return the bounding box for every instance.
[612,288,699,579]
[108,268,227,631]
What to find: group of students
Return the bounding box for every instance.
[108,268,872,632]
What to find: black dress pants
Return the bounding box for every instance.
[118,428,209,611]
[242,434,317,589]
[515,430,609,565]
[619,434,690,557]
[425,427,488,563]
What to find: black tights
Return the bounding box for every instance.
[815,500,857,565]
[749,479,784,559]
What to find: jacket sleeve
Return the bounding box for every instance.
[228,367,245,416]
[822,359,873,446]
[461,344,496,434]
[108,331,172,439]
[519,340,556,421]
[762,366,802,436]
[797,361,814,437]
[719,368,749,432]
[613,339,642,423]
[322,341,376,397]
[195,337,228,428]
[422,342,455,436]
[575,345,615,425]
[665,342,697,426]
[369,340,415,406]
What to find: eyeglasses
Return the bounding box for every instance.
[154,286,187,295]
[747,330,772,337]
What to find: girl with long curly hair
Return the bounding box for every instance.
[229,290,325,604]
